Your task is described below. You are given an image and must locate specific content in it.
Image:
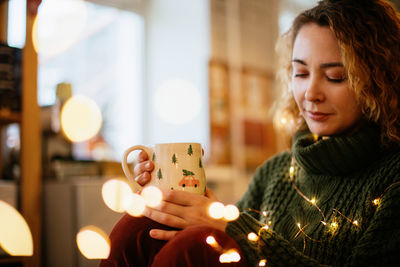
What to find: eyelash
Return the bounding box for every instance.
[294,74,345,83]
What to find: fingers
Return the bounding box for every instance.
[133,159,154,177]
[205,188,219,201]
[135,172,151,186]
[149,229,178,240]
[144,207,187,229]
[137,150,149,162]
[161,189,205,206]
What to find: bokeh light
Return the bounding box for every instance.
[101,178,133,213]
[32,0,87,57]
[247,232,259,242]
[259,259,267,266]
[154,79,202,125]
[0,200,33,256]
[208,202,225,220]
[125,193,146,217]
[223,204,240,221]
[219,249,241,263]
[76,225,110,259]
[141,186,163,208]
[60,95,102,142]
[206,235,217,246]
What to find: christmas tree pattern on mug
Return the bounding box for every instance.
[187,145,193,156]
[179,169,199,188]
[172,153,177,164]
[157,168,162,179]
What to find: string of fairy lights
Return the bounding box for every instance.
[76,134,398,266]
[238,149,399,266]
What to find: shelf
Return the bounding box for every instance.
[0,110,21,125]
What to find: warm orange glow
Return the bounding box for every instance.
[208,202,225,219]
[247,232,259,242]
[373,198,381,206]
[76,225,110,259]
[206,236,217,247]
[0,200,33,256]
[259,259,267,266]
[125,193,146,217]
[141,186,163,208]
[223,204,239,221]
[219,249,241,263]
[60,95,102,142]
[101,178,133,213]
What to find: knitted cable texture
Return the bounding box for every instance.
[226,125,400,266]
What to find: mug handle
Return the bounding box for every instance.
[122,145,154,191]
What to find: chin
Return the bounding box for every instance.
[306,123,338,137]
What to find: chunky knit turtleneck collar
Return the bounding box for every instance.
[292,124,383,175]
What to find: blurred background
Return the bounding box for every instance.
[1,0,399,266]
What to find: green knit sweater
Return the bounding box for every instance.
[226,125,400,266]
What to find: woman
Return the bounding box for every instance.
[101,0,400,266]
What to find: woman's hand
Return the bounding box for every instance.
[133,150,154,186]
[143,188,228,240]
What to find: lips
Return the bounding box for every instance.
[306,111,331,121]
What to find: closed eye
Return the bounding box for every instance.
[327,77,346,83]
[294,73,308,78]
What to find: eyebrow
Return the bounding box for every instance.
[292,59,343,68]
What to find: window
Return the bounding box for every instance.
[35,0,144,160]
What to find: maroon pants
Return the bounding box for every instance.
[99,214,248,267]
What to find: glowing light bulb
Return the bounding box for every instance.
[259,259,267,266]
[223,204,239,221]
[310,198,316,205]
[76,225,110,259]
[141,186,163,208]
[0,200,33,256]
[206,236,216,245]
[280,117,287,125]
[262,211,267,217]
[289,166,295,176]
[247,232,259,242]
[353,220,359,226]
[206,236,217,247]
[101,178,133,213]
[208,202,225,219]
[261,225,269,231]
[60,95,102,142]
[219,249,240,263]
[372,198,381,206]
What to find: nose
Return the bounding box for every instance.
[305,78,324,102]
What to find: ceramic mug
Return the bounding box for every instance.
[122,143,206,195]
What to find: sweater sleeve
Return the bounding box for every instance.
[226,212,320,267]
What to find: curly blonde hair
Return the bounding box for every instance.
[274,0,400,145]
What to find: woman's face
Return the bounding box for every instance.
[291,23,363,136]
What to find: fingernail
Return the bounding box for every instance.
[145,162,151,168]
[149,230,157,238]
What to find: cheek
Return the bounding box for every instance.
[333,90,362,118]
[291,83,304,107]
